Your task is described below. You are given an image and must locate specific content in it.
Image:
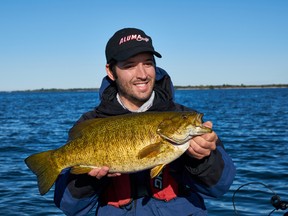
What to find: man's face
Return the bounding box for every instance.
[108,53,156,110]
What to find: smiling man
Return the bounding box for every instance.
[106,53,156,110]
[104,28,161,111]
[54,28,236,216]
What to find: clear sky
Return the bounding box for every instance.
[1,0,287,91]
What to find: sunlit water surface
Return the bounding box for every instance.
[0,88,287,215]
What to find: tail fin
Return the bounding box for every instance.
[24,150,61,195]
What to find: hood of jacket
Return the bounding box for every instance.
[94,67,176,117]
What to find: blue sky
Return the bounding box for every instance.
[1,0,287,91]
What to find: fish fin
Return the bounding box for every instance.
[24,150,60,195]
[137,142,163,159]
[70,166,94,174]
[69,118,105,140]
[150,164,166,178]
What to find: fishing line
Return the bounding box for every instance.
[232,181,287,216]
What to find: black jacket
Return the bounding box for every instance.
[54,67,236,216]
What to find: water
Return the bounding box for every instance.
[0,88,287,216]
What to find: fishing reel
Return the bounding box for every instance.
[271,195,288,213]
[233,182,288,215]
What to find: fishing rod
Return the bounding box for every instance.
[232,182,288,216]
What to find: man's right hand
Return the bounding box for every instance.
[88,166,121,179]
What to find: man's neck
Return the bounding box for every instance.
[116,91,155,113]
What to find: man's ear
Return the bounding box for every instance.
[106,64,115,81]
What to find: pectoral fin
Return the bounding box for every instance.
[137,142,163,159]
[150,164,166,178]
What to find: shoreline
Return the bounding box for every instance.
[174,84,288,90]
[1,84,287,93]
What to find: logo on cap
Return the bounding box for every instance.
[119,34,149,45]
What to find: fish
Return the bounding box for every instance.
[24,111,212,195]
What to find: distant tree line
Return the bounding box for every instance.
[2,84,288,93]
[174,84,288,90]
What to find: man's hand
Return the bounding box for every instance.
[186,121,217,159]
[88,166,121,179]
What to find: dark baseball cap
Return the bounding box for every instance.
[105,28,162,63]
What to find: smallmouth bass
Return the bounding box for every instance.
[25,111,212,195]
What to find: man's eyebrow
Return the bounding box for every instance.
[119,60,134,67]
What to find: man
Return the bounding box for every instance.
[54,28,236,215]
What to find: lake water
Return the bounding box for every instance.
[0,88,287,216]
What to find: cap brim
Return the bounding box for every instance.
[114,46,162,62]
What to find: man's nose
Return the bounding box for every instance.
[135,64,148,79]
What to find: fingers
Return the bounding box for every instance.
[186,121,218,159]
[107,173,121,177]
[88,166,121,179]
[203,121,212,128]
[188,138,213,159]
[201,121,218,143]
[88,166,109,179]
[200,130,218,144]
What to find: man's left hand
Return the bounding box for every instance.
[186,121,217,159]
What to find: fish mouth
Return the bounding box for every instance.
[158,124,212,145]
[193,126,212,135]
